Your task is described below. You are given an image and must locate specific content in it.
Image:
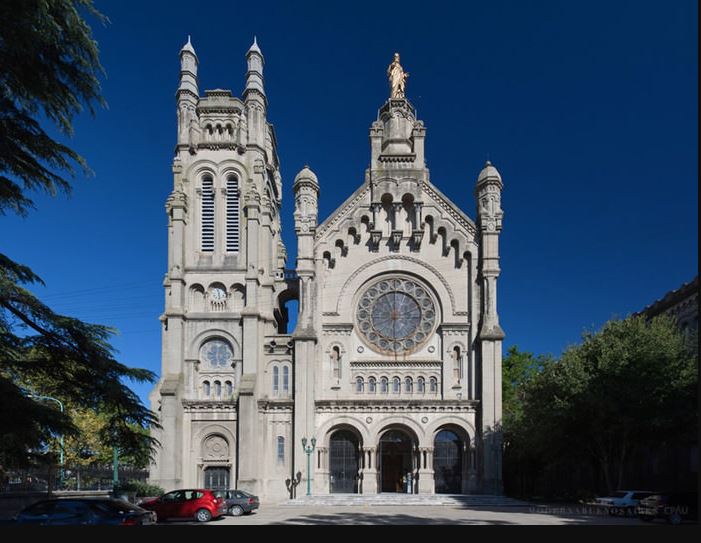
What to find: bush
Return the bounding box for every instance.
[113,480,164,497]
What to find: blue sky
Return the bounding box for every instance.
[2,0,697,406]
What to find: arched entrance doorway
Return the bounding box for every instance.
[379,429,416,493]
[204,466,230,490]
[329,430,361,493]
[433,429,463,494]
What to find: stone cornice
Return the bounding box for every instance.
[420,180,477,237]
[257,399,294,413]
[315,399,478,413]
[350,361,442,369]
[316,184,370,239]
[182,400,237,412]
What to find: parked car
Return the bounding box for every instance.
[140,489,226,522]
[637,492,698,524]
[593,490,657,515]
[213,489,260,516]
[14,498,157,526]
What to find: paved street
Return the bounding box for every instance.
[172,504,644,525]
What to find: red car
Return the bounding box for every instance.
[140,489,227,523]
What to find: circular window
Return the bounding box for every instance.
[200,339,234,369]
[356,277,436,354]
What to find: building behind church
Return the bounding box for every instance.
[149,38,505,500]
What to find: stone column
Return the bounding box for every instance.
[316,447,329,495]
[418,447,435,494]
[361,447,378,494]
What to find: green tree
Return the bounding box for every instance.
[506,315,697,498]
[0,1,158,470]
[502,346,553,429]
[559,315,697,493]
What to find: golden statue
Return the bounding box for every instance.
[387,52,409,99]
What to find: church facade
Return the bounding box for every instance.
[149,38,505,500]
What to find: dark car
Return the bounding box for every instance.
[637,492,698,525]
[140,489,227,522]
[14,498,157,526]
[214,489,260,516]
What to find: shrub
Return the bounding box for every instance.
[113,480,164,497]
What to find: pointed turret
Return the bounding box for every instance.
[177,36,199,145]
[178,35,199,98]
[244,36,266,101]
[244,37,267,148]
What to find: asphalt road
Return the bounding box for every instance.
[166,504,646,525]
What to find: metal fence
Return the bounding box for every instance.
[2,465,149,493]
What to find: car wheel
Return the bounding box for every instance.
[196,508,213,523]
[229,505,244,517]
[668,512,682,525]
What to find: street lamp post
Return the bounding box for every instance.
[113,446,119,487]
[29,394,65,488]
[301,437,316,496]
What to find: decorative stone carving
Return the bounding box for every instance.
[391,230,403,250]
[411,229,424,250]
[203,435,229,460]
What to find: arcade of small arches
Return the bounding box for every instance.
[321,192,474,268]
[353,375,439,395]
[189,282,245,313]
[316,422,475,495]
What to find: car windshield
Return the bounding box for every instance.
[91,500,143,514]
[611,491,628,498]
[632,492,653,499]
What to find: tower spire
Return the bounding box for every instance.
[177,36,199,146]
[245,36,265,100]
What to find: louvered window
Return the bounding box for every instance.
[201,175,214,252]
[226,175,240,252]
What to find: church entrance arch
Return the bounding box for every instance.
[329,429,361,494]
[379,429,416,493]
[433,429,464,494]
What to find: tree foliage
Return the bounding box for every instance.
[0,1,159,470]
[0,0,106,216]
[504,316,697,498]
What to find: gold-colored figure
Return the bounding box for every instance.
[387,52,409,99]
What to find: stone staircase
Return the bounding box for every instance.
[282,494,528,507]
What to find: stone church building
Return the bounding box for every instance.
[149,38,505,500]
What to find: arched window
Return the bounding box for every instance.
[429,377,438,393]
[225,381,233,398]
[226,175,240,252]
[201,175,214,252]
[405,377,413,393]
[272,366,279,396]
[282,366,290,395]
[277,436,285,465]
[392,377,400,394]
[214,380,221,398]
[202,381,210,398]
[356,377,364,393]
[380,377,388,394]
[417,377,425,394]
[368,377,377,393]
